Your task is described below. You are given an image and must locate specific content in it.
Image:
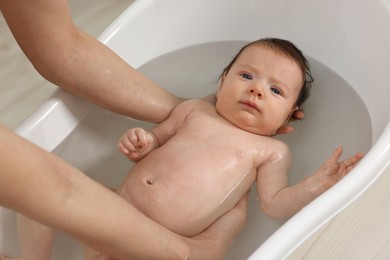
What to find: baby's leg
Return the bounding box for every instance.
[3,214,54,260]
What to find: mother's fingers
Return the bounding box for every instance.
[291,110,305,120]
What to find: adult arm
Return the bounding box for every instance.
[0,0,181,123]
[0,124,247,259]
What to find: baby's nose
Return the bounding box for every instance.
[249,87,263,99]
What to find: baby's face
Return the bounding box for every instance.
[216,45,303,136]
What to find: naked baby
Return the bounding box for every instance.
[7,38,363,260]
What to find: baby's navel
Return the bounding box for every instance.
[146,178,154,185]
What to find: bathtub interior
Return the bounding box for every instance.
[131,41,373,259]
[1,0,390,259]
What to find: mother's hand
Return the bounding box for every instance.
[186,193,249,259]
[276,110,305,135]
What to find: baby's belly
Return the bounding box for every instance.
[118,160,254,237]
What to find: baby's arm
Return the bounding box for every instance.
[118,100,196,161]
[257,144,363,220]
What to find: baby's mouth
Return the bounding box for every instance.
[240,101,260,112]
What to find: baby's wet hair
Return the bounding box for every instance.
[219,38,313,108]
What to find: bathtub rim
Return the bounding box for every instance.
[14,90,92,152]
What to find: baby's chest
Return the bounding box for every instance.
[177,135,264,178]
[178,116,274,171]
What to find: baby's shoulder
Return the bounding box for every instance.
[181,98,213,106]
[176,99,214,112]
[270,138,289,150]
[270,138,291,161]
[255,136,291,160]
[170,99,213,122]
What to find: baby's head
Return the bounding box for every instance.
[220,38,313,109]
[216,38,313,136]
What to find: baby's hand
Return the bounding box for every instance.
[118,127,154,161]
[317,147,364,190]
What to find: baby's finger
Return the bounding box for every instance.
[127,150,142,159]
[326,146,343,163]
[135,128,149,148]
[118,141,130,155]
[121,133,140,152]
[343,153,364,168]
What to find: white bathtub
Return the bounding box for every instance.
[2,0,390,259]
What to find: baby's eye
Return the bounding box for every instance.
[270,87,282,95]
[240,73,252,80]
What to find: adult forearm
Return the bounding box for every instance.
[0,0,181,122]
[0,125,189,259]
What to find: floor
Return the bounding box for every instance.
[2,1,390,259]
[288,166,390,259]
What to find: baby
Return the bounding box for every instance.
[7,38,363,260]
[113,38,362,239]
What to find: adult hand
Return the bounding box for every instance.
[275,110,305,135]
[186,192,249,259]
